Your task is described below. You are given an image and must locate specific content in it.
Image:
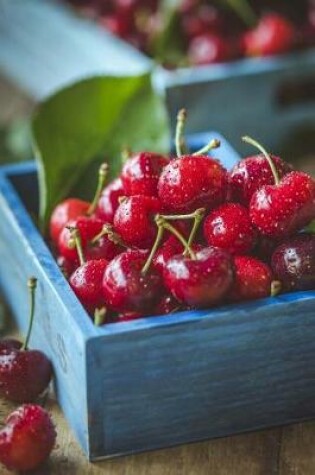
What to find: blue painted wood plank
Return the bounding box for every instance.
[0,133,314,460]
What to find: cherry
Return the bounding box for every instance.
[155,294,181,315]
[68,227,108,323]
[0,404,56,472]
[163,246,234,308]
[57,216,104,262]
[50,163,108,243]
[243,137,315,239]
[114,195,162,248]
[102,249,163,312]
[116,311,145,322]
[57,255,77,278]
[158,110,227,213]
[254,236,279,263]
[95,177,125,224]
[188,33,232,65]
[229,256,277,302]
[0,278,52,403]
[204,203,256,255]
[229,153,292,206]
[243,13,295,57]
[181,5,223,40]
[153,236,184,274]
[121,151,169,197]
[84,224,123,261]
[271,234,315,291]
[50,198,89,244]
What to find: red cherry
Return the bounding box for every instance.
[243,14,295,57]
[0,279,52,403]
[229,256,273,302]
[0,404,56,472]
[181,5,223,40]
[70,258,108,316]
[57,216,104,261]
[250,171,315,239]
[121,151,169,197]
[188,33,231,65]
[153,236,184,274]
[229,154,292,206]
[102,249,163,312]
[163,247,234,307]
[116,311,145,322]
[204,203,256,255]
[158,155,227,213]
[57,255,77,278]
[95,177,125,224]
[114,195,162,248]
[155,294,181,315]
[271,234,315,291]
[49,198,89,244]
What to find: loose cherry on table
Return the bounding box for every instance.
[243,136,315,239]
[158,109,228,213]
[0,278,53,403]
[50,163,109,244]
[203,202,256,255]
[0,404,56,472]
[271,234,315,291]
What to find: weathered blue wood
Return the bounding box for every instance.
[0,134,314,461]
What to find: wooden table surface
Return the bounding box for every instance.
[1,76,315,475]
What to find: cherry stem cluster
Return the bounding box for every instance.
[67,226,85,266]
[242,136,280,185]
[87,163,109,216]
[91,224,128,248]
[22,277,38,351]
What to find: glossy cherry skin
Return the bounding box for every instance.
[181,5,223,40]
[163,247,234,307]
[153,237,203,274]
[95,177,125,224]
[188,33,231,65]
[250,171,315,239]
[49,198,89,244]
[121,151,169,197]
[158,155,227,213]
[229,256,273,302]
[155,294,181,315]
[57,216,104,262]
[114,195,162,248]
[243,14,295,57]
[57,255,77,278]
[85,235,122,262]
[70,259,108,313]
[204,203,256,255]
[229,154,292,206]
[0,346,53,403]
[271,234,315,291]
[0,404,56,472]
[102,249,163,312]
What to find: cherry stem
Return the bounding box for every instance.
[87,163,109,216]
[224,0,257,28]
[67,226,85,266]
[160,208,205,221]
[175,108,188,157]
[160,218,196,260]
[94,307,107,326]
[22,277,37,351]
[192,138,221,156]
[242,136,280,186]
[121,147,132,163]
[271,280,282,297]
[184,208,205,256]
[91,224,128,248]
[141,220,165,275]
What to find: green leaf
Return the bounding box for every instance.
[32,73,170,231]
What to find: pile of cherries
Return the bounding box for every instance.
[0,278,56,472]
[66,0,315,66]
[50,110,315,325]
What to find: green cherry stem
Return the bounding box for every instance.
[160,208,205,222]
[91,224,129,248]
[87,163,109,216]
[242,136,280,185]
[94,307,107,326]
[175,108,188,157]
[142,219,165,275]
[160,218,196,260]
[21,277,37,351]
[192,138,221,156]
[67,226,85,266]
[271,280,282,297]
[184,208,206,256]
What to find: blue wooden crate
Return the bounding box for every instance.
[0,133,315,461]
